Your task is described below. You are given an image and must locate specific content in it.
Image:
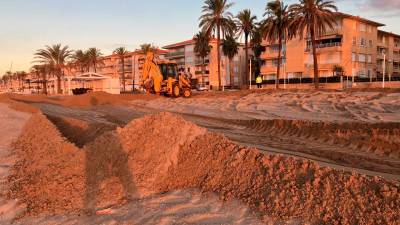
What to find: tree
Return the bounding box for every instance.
[194,31,212,86]
[15,71,27,91]
[34,44,72,94]
[140,44,157,54]
[236,9,257,88]
[222,35,239,88]
[114,47,129,92]
[31,64,50,94]
[71,50,89,73]
[86,48,103,73]
[263,0,293,89]
[200,0,236,90]
[252,23,266,79]
[290,0,338,89]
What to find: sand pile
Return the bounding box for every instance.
[7,112,400,224]
[7,113,85,217]
[3,92,159,108]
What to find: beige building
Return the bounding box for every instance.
[98,49,169,91]
[163,39,249,89]
[377,30,400,79]
[261,12,400,81]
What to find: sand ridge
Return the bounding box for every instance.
[6,111,400,224]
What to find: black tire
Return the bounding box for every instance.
[183,88,191,98]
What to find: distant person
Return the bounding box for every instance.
[256,75,263,89]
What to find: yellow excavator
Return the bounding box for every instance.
[141,51,192,98]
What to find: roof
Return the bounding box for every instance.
[163,39,196,49]
[72,73,110,81]
[378,30,400,39]
[336,12,385,27]
[100,48,169,60]
[163,38,221,49]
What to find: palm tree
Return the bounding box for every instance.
[71,50,89,73]
[252,23,266,80]
[194,31,212,86]
[34,44,72,94]
[114,47,129,92]
[140,44,157,54]
[16,71,27,91]
[236,9,257,88]
[263,0,292,89]
[290,0,338,89]
[86,48,103,73]
[199,0,236,90]
[222,35,239,88]
[31,64,50,94]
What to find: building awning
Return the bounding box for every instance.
[71,73,110,81]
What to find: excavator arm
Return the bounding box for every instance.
[141,52,163,94]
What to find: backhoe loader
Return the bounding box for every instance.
[141,51,191,98]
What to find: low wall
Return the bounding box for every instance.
[252,81,400,90]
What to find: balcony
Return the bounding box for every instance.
[195,59,210,65]
[305,42,342,52]
[195,70,210,75]
[166,51,185,58]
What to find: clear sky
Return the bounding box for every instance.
[1,0,399,74]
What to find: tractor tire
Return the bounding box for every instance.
[183,88,192,98]
[172,84,180,98]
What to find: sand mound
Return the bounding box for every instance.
[2,92,159,108]
[7,112,400,224]
[7,113,85,217]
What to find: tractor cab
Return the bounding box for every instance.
[158,63,178,80]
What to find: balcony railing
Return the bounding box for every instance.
[305,42,342,52]
[166,51,185,58]
[195,59,210,65]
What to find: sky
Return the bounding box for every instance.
[0,0,399,75]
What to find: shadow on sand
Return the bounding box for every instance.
[83,131,138,214]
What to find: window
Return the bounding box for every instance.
[352,37,357,46]
[369,40,373,48]
[367,55,372,63]
[185,56,194,64]
[359,23,366,32]
[358,54,366,62]
[352,53,356,62]
[360,38,366,47]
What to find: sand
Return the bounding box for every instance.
[0,104,31,224]
[132,91,400,123]
[6,111,400,224]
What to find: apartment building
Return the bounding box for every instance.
[377,30,400,79]
[98,49,169,91]
[163,39,249,89]
[260,12,400,81]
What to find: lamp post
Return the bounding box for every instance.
[383,53,386,88]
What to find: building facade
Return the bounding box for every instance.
[163,39,249,89]
[97,49,168,91]
[260,13,400,81]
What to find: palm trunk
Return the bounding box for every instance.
[244,33,249,89]
[229,58,234,88]
[202,56,206,85]
[122,58,126,92]
[276,33,282,90]
[42,73,48,95]
[217,23,221,91]
[132,55,136,92]
[57,75,62,94]
[310,26,319,89]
